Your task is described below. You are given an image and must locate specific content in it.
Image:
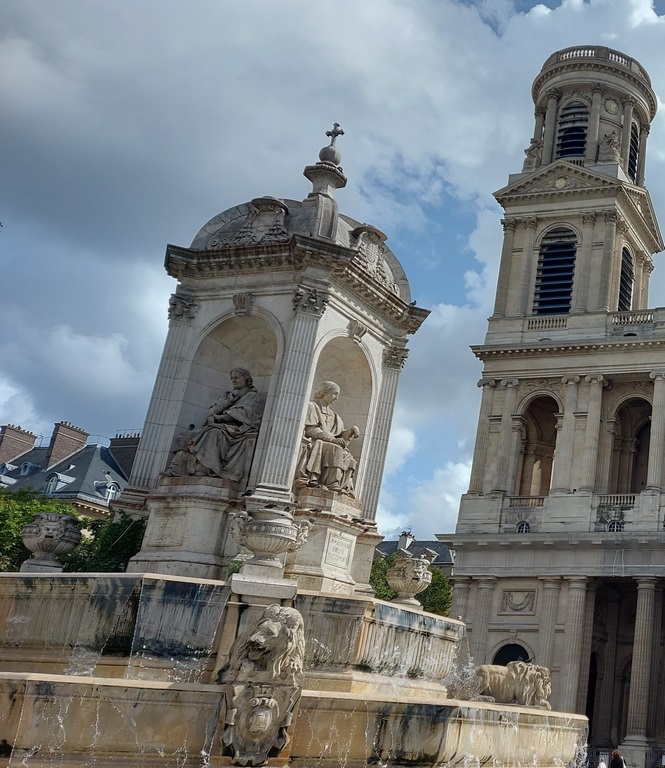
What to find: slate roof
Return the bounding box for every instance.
[0,443,129,516]
[375,538,453,568]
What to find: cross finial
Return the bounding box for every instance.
[326,123,344,147]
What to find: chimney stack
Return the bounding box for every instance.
[109,431,141,479]
[45,422,89,469]
[0,425,37,464]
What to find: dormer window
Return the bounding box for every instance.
[20,462,38,476]
[106,483,120,502]
[45,474,60,494]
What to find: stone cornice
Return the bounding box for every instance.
[473,337,665,361]
[164,235,429,334]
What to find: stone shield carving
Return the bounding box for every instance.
[219,604,305,766]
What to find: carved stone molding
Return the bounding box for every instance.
[351,225,401,297]
[233,293,254,316]
[292,286,328,316]
[383,346,409,370]
[582,211,597,226]
[604,209,619,225]
[500,591,536,614]
[501,218,517,233]
[208,197,289,249]
[545,88,560,102]
[515,377,563,407]
[477,378,497,390]
[603,380,653,417]
[347,319,367,343]
[168,294,199,322]
[523,217,538,230]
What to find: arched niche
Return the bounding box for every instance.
[177,314,278,438]
[492,642,530,666]
[609,397,651,494]
[518,395,559,496]
[310,335,373,464]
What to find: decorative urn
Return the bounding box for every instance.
[230,505,311,570]
[21,512,81,572]
[385,547,436,606]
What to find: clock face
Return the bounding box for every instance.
[555,177,567,189]
[605,98,619,115]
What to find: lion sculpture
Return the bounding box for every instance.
[473,660,552,710]
[224,604,305,684]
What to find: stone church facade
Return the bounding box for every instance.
[443,47,665,766]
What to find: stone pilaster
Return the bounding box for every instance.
[572,211,596,314]
[646,372,665,491]
[586,84,604,162]
[492,379,519,493]
[469,577,496,665]
[450,576,472,622]
[254,286,326,500]
[541,89,560,164]
[468,379,496,494]
[359,346,407,519]
[579,375,606,492]
[533,107,545,145]
[518,217,538,316]
[550,376,579,493]
[537,577,561,671]
[597,211,618,311]
[625,577,657,741]
[492,218,517,318]
[637,123,649,186]
[559,577,588,713]
[620,96,635,171]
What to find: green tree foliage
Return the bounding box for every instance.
[369,552,452,616]
[0,488,78,571]
[61,512,146,573]
[0,488,146,573]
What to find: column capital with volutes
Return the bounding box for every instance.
[650,371,665,382]
[477,378,497,390]
[500,378,519,389]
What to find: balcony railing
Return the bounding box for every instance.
[508,496,545,508]
[597,494,637,508]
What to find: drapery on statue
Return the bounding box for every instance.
[164,368,263,481]
[295,381,359,496]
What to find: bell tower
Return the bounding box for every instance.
[444,47,665,766]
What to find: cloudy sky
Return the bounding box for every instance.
[4,0,665,539]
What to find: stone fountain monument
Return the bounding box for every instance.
[0,127,587,767]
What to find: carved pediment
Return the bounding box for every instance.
[494,162,620,203]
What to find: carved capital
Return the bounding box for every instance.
[584,374,607,386]
[500,378,519,388]
[562,375,580,386]
[604,210,619,225]
[582,211,597,226]
[535,107,545,118]
[383,346,409,370]
[649,371,665,382]
[293,285,328,316]
[477,378,497,390]
[233,293,254,316]
[592,82,604,95]
[641,123,651,137]
[524,216,538,230]
[622,95,636,108]
[545,88,560,102]
[168,294,199,322]
[348,319,368,343]
[501,218,517,233]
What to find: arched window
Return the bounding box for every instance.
[608,520,625,532]
[45,474,59,494]
[493,644,530,666]
[533,227,577,316]
[105,483,120,502]
[556,100,589,159]
[628,123,639,182]
[516,521,531,534]
[618,248,634,312]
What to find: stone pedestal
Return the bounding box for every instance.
[284,491,368,595]
[127,476,240,580]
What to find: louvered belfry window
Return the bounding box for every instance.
[533,227,577,316]
[628,123,640,182]
[555,100,589,159]
[618,247,634,311]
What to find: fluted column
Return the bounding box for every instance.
[469,577,496,665]
[254,286,326,499]
[492,219,517,318]
[620,97,635,172]
[518,217,538,316]
[637,124,649,186]
[647,585,663,738]
[468,379,497,494]
[450,577,472,622]
[572,211,596,314]
[576,581,598,713]
[130,304,201,488]
[579,375,606,492]
[625,577,657,741]
[360,347,407,518]
[560,577,588,713]
[493,379,519,493]
[646,372,665,491]
[550,376,579,493]
[586,84,604,162]
[597,211,618,311]
[538,578,561,671]
[594,594,620,745]
[542,89,560,164]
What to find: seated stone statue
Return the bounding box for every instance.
[295,381,359,496]
[165,368,263,482]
